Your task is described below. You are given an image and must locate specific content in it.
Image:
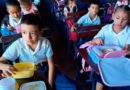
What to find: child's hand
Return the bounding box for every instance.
[91,37,104,45]
[0,64,17,77]
[123,44,130,55]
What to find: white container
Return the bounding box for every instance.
[20,81,46,90]
[0,77,16,90]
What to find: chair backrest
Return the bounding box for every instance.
[76,24,104,38]
[1,34,22,51]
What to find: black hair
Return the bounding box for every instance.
[6,0,21,11]
[21,14,42,30]
[114,5,130,14]
[88,0,100,8]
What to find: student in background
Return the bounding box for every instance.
[75,0,100,27]
[0,0,22,36]
[0,14,55,88]
[70,0,100,41]
[115,0,128,9]
[19,0,39,15]
[64,0,78,18]
[91,5,130,90]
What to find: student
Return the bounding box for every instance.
[91,5,130,90]
[115,0,128,10]
[0,0,23,36]
[76,0,100,27]
[19,0,39,15]
[0,14,55,88]
[64,0,78,18]
[70,1,100,41]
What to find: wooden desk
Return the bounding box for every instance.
[78,48,99,74]
[3,70,52,90]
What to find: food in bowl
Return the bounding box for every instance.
[102,48,115,54]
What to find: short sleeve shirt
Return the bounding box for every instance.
[94,24,130,48]
[77,12,101,26]
[21,3,38,15]
[3,37,53,64]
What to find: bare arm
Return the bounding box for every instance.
[47,57,55,88]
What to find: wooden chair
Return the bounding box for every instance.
[1,34,22,51]
[76,24,104,39]
[78,48,99,74]
[74,25,104,90]
[78,48,99,90]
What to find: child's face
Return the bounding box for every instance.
[112,8,129,29]
[21,24,40,45]
[7,6,21,19]
[21,4,31,11]
[88,4,99,15]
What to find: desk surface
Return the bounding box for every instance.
[0,70,52,90]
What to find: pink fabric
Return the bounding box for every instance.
[79,41,94,72]
[29,9,35,14]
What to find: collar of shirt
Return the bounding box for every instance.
[110,23,128,36]
[20,37,41,55]
[9,14,22,27]
[87,12,98,22]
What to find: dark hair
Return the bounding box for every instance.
[19,0,32,5]
[114,5,130,14]
[6,0,21,11]
[21,14,42,30]
[88,0,100,8]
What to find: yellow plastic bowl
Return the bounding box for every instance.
[12,62,35,79]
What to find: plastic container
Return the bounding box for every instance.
[20,81,46,90]
[89,45,125,64]
[12,62,35,79]
[0,77,16,90]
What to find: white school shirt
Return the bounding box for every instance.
[3,37,53,64]
[94,24,130,48]
[77,12,101,26]
[9,15,22,30]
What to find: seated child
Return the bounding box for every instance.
[115,0,128,9]
[91,5,130,90]
[70,0,100,41]
[0,14,55,88]
[76,0,100,27]
[19,0,39,15]
[0,0,23,36]
[64,0,78,19]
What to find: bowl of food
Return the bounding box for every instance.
[102,48,115,54]
[12,62,35,79]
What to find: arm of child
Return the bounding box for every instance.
[91,37,104,45]
[0,56,16,77]
[47,57,55,88]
